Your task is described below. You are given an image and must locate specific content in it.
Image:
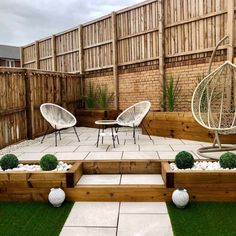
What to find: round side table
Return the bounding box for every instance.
[95,120,119,148]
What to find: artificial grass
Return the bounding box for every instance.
[0,201,74,236]
[167,202,236,236]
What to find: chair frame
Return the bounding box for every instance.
[116,101,152,144]
[40,103,80,146]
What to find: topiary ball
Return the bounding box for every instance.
[40,154,58,171]
[0,154,19,170]
[219,152,236,169]
[175,151,194,169]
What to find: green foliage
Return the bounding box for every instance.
[0,154,19,170]
[84,82,97,110]
[175,151,194,169]
[40,154,58,171]
[96,84,114,110]
[0,201,74,236]
[167,202,236,236]
[165,76,181,112]
[219,152,236,169]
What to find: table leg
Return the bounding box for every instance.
[96,126,101,147]
[102,126,104,144]
[115,127,120,145]
[111,127,115,148]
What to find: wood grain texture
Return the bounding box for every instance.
[143,111,236,143]
[21,0,234,73]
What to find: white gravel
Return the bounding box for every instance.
[170,161,236,171]
[0,161,72,172]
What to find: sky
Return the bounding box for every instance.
[0,0,141,47]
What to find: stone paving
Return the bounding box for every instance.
[0,126,214,236]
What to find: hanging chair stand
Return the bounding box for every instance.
[192,35,236,159]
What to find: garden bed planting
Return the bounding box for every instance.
[170,161,236,171]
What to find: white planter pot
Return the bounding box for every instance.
[48,187,65,207]
[172,188,189,208]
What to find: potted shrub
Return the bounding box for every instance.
[76,83,120,127]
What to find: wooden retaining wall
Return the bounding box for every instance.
[2,160,236,202]
[143,111,236,143]
[0,68,82,149]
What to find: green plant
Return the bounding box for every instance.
[84,82,97,110]
[0,154,19,170]
[175,151,194,169]
[40,154,58,171]
[219,152,236,169]
[96,84,114,110]
[165,76,181,112]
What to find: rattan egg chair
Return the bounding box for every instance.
[191,61,236,158]
[40,103,80,146]
[116,101,152,144]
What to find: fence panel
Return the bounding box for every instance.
[117,1,159,65]
[83,16,113,71]
[0,68,82,148]
[39,38,53,71]
[22,44,36,69]
[0,68,27,149]
[55,28,80,72]
[27,70,82,138]
[21,0,235,72]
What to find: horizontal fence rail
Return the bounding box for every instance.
[0,68,82,149]
[21,0,236,73]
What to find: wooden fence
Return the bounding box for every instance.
[0,68,82,149]
[21,0,236,72]
[21,0,236,110]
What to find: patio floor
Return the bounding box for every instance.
[1,126,211,161]
[0,126,224,236]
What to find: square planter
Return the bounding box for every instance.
[76,109,120,128]
[161,161,236,189]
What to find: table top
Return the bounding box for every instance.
[95,120,118,125]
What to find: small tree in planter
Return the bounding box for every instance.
[165,76,181,112]
[96,84,114,118]
[83,82,97,110]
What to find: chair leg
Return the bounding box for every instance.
[111,127,115,148]
[96,126,101,147]
[58,130,62,140]
[133,124,136,144]
[55,127,57,147]
[115,127,120,145]
[141,123,153,141]
[73,126,80,142]
[41,125,50,144]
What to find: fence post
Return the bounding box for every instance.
[35,41,39,69]
[112,12,119,110]
[78,25,84,96]
[227,0,235,62]
[158,0,165,111]
[61,74,67,108]
[20,47,24,68]
[25,71,35,139]
[52,35,57,71]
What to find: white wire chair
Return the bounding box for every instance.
[40,103,80,146]
[116,101,152,144]
[191,61,236,158]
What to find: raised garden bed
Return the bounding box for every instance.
[76,109,120,128]
[162,160,236,190]
[0,161,82,201]
[2,159,236,202]
[143,111,236,143]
